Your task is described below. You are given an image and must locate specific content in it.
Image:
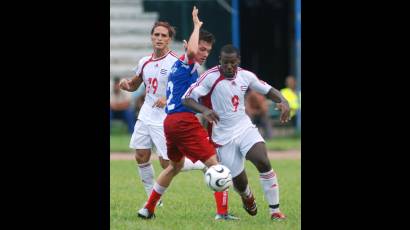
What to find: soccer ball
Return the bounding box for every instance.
[204,164,233,192]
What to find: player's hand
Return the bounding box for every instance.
[276,100,291,124]
[153,97,167,108]
[192,6,203,27]
[119,79,132,91]
[203,109,220,124]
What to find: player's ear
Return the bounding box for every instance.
[218,56,222,64]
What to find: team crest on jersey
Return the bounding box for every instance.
[160,69,168,76]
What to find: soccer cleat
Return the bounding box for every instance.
[271,212,286,221]
[215,213,240,221]
[137,207,155,219]
[241,193,257,216]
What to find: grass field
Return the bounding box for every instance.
[110,133,300,152]
[110,159,301,230]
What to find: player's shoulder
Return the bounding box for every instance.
[200,66,220,78]
[194,66,219,84]
[237,67,257,78]
[167,51,179,61]
[138,55,152,65]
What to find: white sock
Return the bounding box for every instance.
[181,157,206,171]
[153,182,167,195]
[259,169,280,214]
[137,162,155,197]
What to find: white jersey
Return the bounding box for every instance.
[183,66,272,145]
[132,51,179,126]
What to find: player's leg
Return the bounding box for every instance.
[215,141,256,217]
[172,114,237,220]
[217,137,258,216]
[200,151,239,220]
[138,153,185,218]
[231,169,258,216]
[150,122,205,171]
[130,120,155,198]
[243,129,286,220]
[158,156,169,169]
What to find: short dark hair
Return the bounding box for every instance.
[113,77,120,83]
[199,29,215,44]
[151,21,176,38]
[220,44,240,56]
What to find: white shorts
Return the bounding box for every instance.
[216,126,265,177]
[129,119,168,160]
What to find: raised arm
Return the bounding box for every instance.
[186,6,203,60]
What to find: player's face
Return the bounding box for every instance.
[151,26,171,51]
[219,52,240,78]
[195,40,212,65]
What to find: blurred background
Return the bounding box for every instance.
[110,0,301,152]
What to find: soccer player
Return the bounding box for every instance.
[182,44,290,220]
[118,20,205,206]
[137,6,238,221]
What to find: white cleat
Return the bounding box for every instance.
[137,207,155,219]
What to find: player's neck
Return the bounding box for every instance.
[153,48,169,59]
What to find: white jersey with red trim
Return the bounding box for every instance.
[183,66,272,145]
[132,51,179,126]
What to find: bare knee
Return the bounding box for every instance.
[254,158,272,173]
[135,149,151,164]
[168,159,184,176]
[246,142,272,173]
[159,157,169,169]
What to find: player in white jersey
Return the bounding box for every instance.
[182,44,290,220]
[118,21,205,208]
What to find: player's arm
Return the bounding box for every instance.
[266,87,290,123]
[119,56,148,92]
[248,72,290,123]
[186,6,203,60]
[182,75,219,124]
[119,74,143,92]
[182,98,220,124]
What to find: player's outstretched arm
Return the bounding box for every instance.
[119,74,143,92]
[186,6,203,60]
[266,87,291,123]
[182,98,220,124]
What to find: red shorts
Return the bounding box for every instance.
[164,112,216,163]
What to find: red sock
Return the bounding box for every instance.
[214,190,228,215]
[144,189,162,213]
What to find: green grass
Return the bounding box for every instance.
[265,136,301,151]
[110,133,300,152]
[110,134,133,152]
[111,159,300,230]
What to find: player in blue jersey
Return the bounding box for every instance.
[137,6,238,221]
